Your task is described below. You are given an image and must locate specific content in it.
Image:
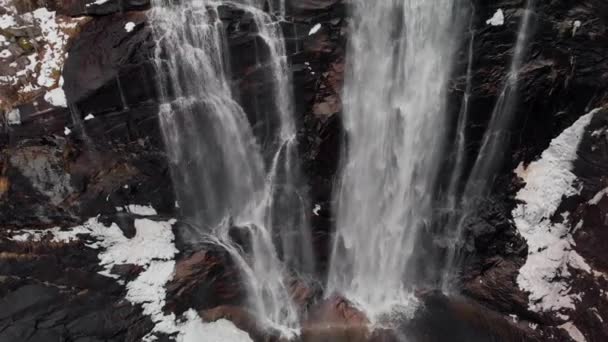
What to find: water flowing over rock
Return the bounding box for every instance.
[441,0,536,289]
[149,0,312,329]
[326,0,462,318]
[3,0,608,341]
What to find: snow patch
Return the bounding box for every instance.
[486,9,504,26]
[127,204,158,216]
[33,8,66,88]
[9,225,89,242]
[0,14,16,29]
[84,113,95,121]
[177,310,253,342]
[44,86,67,107]
[513,109,599,315]
[308,23,322,35]
[313,204,321,216]
[125,22,136,32]
[6,108,21,125]
[7,215,253,341]
[0,49,11,58]
[64,126,71,135]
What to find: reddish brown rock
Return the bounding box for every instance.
[164,250,246,315]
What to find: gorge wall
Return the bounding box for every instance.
[1,0,608,341]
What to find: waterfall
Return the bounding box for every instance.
[150,0,311,330]
[327,0,459,319]
[441,1,535,290]
[445,3,476,212]
[462,1,534,196]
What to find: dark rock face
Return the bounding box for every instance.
[437,2,608,340]
[0,280,153,342]
[2,0,608,341]
[0,134,174,227]
[62,11,156,113]
[0,232,154,342]
[164,249,246,315]
[57,0,151,17]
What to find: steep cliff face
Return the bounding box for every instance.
[1,0,608,341]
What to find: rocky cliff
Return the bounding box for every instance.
[1,0,607,341]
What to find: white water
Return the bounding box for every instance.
[445,3,476,212]
[150,0,310,330]
[327,0,458,319]
[441,1,535,290]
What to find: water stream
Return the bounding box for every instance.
[150,0,310,330]
[441,1,535,290]
[327,0,460,320]
[149,0,535,334]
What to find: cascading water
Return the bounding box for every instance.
[462,1,534,196]
[240,1,316,275]
[327,0,459,319]
[445,3,476,212]
[150,0,311,330]
[441,1,535,289]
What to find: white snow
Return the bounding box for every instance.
[125,22,136,32]
[127,204,158,216]
[177,310,253,342]
[44,87,67,107]
[6,108,21,125]
[64,126,71,135]
[91,218,177,274]
[127,259,178,331]
[308,23,322,35]
[486,9,505,26]
[7,214,253,341]
[313,204,321,216]
[513,109,599,315]
[0,49,11,58]
[33,8,65,87]
[84,113,95,121]
[0,14,16,29]
[560,322,587,342]
[9,226,88,242]
[0,6,83,99]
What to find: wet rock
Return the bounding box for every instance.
[304,295,370,328]
[461,258,533,322]
[164,249,246,315]
[402,291,546,342]
[287,276,322,313]
[109,263,144,282]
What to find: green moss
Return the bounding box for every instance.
[17,37,34,52]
